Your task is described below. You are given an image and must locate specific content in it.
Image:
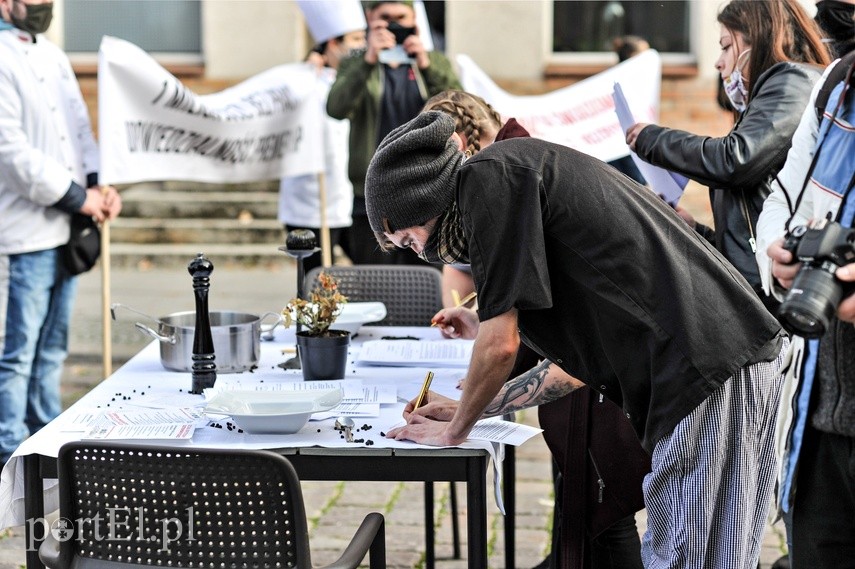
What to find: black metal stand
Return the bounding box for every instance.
[188,253,216,393]
[278,230,320,370]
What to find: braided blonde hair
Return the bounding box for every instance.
[422,90,503,156]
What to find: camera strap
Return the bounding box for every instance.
[785,56,855,232]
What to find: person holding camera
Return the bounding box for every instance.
[326,0,460,266]
[0,0,122,465]
[367,110,787,569]
[280,0,367,273]
[625,0,830,316]
[755,48,855,568]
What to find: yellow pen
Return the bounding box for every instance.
[430,291,478,326]
[413,371,434,409]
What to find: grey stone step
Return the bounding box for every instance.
[104,243,293,269]
[119,189,280,219]
[159,180,280,193]
[110,218,285,245]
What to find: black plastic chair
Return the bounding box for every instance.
[304,265,461,565]
[39,442,385,569]
[304,265,443,327]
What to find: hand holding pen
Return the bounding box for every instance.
[400,371,459,423]
[413,370,434,410]
[432,290,477,327]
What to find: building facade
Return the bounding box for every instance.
[48,0,818,222]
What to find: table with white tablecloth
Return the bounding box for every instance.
[0,325,530,569]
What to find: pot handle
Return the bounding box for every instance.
[134,322,177,345]
[112,302,161,326]
[259,311,284,341]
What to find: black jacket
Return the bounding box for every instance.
[461,138,782,451]
[634,62,823,303]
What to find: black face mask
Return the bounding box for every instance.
[815,0,855,45]
[12,1,53,35]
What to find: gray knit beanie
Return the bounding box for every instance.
[365,111,463,233]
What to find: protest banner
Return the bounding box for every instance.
[98,36,324,185]
[456,49,661,163]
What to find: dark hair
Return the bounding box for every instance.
[612,35,649,62]
[717,0,832,99]
[363,1,413,11]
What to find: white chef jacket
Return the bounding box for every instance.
[278,67,353,229]
[0,28,100,255]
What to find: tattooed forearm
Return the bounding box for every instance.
[482,360,581,417]
[482,359,580,417]
[483,360,550,417]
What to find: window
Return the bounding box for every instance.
[553,1,690,55]
[64,0,201,58]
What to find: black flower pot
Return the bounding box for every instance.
[296,330,350,381]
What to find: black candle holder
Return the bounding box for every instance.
[188,253,217,393]
[278,230,320,369]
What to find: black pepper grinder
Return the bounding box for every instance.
[278,230,320,369]
[188,253,217,393]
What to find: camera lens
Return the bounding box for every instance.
[778,266,843,338]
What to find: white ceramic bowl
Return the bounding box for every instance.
[328,302,387,335]
[204,388,342,434]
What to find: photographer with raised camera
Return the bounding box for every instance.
[327,0,460,266]
[756,45,855,568]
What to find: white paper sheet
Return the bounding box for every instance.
[84,423,195,440]
[69,408,202,440]
[344,384,398,404]
[469,418,542,446]
[613,82,687,205]
[63,407,202,431]
[312,402,381,419]
[357,340,473,367]
[206,379,363,400]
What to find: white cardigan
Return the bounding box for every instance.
[0,28,99,255]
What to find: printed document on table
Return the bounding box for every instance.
[613,82,687,205]
[62,407,202,432]
[312,402,381,420]
[71,408,202,440]
[357,340,474,367]
[84,423,195,440]
[468,418,543,446]
[205,379,363,400]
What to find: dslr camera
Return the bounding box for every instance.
[777,220,855,338]
[378,22,417,65]
[387,22,416,45]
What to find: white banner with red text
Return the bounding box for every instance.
[456,50,661,163]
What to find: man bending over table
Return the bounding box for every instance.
[364,111,787,569]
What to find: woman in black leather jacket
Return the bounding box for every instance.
[626,0,830,314]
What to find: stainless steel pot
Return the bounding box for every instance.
[112,304,281,373]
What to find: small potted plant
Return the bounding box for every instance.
[282,272,350,380]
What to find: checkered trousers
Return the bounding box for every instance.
[641,339,788,569]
